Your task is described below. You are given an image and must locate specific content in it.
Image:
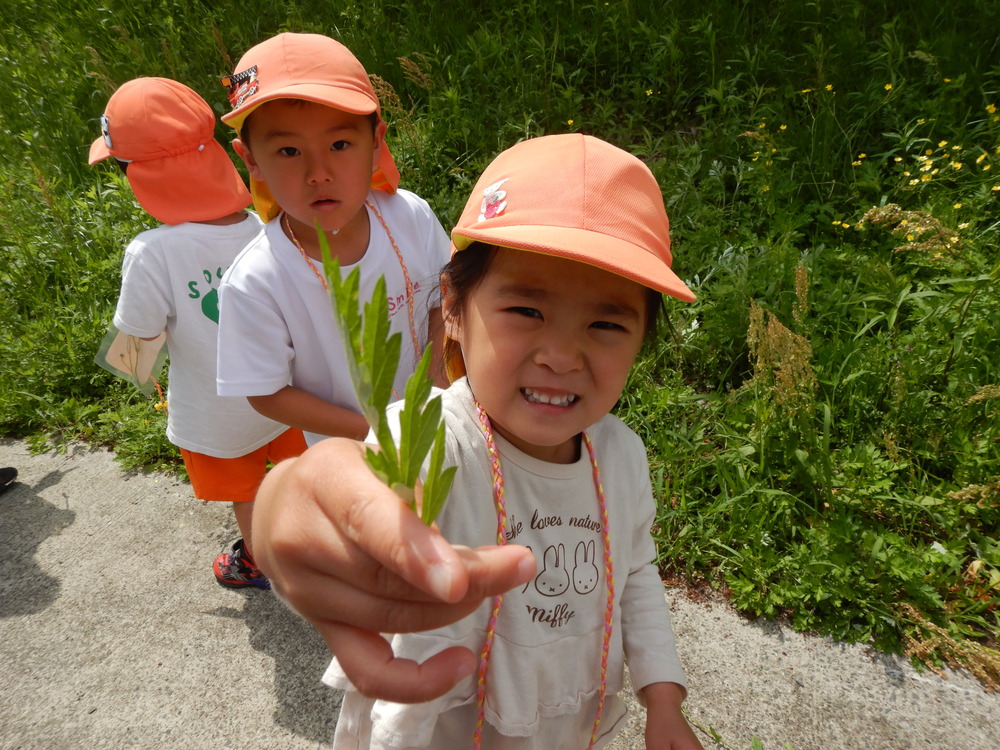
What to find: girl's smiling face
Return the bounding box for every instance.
[444,247,647,464]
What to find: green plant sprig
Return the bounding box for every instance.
[319,227,456,525]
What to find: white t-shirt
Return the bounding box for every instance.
[326,377,688,750]
[113,213,290,458]
[216,190,450,446]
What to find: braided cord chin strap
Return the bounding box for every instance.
[471,400,615,750]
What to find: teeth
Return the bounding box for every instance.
[523,388,577,407]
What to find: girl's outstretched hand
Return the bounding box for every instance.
[252,436,536,704]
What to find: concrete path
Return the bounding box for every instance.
[1,438,997,749]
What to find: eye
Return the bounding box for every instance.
[277,146,299,157]
[507,306,542,319]
[590,320,628,332]
[331,140,350,151]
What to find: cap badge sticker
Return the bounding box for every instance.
[478,178,509,222]
[221,65,259,108]
[100,114,112,149]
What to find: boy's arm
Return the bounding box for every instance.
[248,386,369,440]
[641,682,703,750]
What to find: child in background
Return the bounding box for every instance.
[216,32,450,447]
[258,133,704,749]
[90,77,306,591]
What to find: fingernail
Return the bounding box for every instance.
[517,552,536,583]
[427,561,456,602]
[454,656,475,683]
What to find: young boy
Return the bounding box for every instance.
[216,32,450,447]
[90,77,306,591]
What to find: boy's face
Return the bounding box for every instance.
[444,247,647,464]
[234,99,383,244]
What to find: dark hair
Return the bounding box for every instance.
[239,103,379,146]
[441,242,663,371]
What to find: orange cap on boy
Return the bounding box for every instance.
[89,77,251,225]
[220,32,400,221]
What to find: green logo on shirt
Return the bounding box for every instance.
[187,267,225,323]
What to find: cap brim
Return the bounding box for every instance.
[88,136,111,165]
[222,84,378,132]
[453,225,696,302]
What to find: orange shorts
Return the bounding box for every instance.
[180,428,307,503]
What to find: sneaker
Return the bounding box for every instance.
[213,538,270,590]
[0,467,16,495]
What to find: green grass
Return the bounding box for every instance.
[1,0,998,706]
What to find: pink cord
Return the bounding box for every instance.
[471,401,614,750]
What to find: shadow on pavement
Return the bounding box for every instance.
[0,471,76,618]
[206,592,340,744]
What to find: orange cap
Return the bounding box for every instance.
[451,134,695,302]
[221,32,399,220]
[88,77,251,225]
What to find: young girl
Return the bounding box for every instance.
[301,133,703,749]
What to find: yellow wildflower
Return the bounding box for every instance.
[646,89,652,96]
[894,156,903,162]
[959,222,970,229]
[567,119,574,126]
[825,84,833,91]
[938,140,948,147]
[779,124,787,130]
[885,83,893,90]
[976,153,987,164]
[988,104,997,114]
[800,88,813,93]
[954,203,963,209]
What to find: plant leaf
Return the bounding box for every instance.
[318,222,454,524]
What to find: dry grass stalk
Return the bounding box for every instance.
[862,203,960,259]
[398,53,433,91]
[898,603,1000,692]
[747,299,816,414]
[947,477,1000,509]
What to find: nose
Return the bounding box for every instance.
[305,154,334,185]
[533,329,584,374]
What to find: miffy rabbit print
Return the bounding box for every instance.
[535,544,571,596]
[573,540,600,594]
